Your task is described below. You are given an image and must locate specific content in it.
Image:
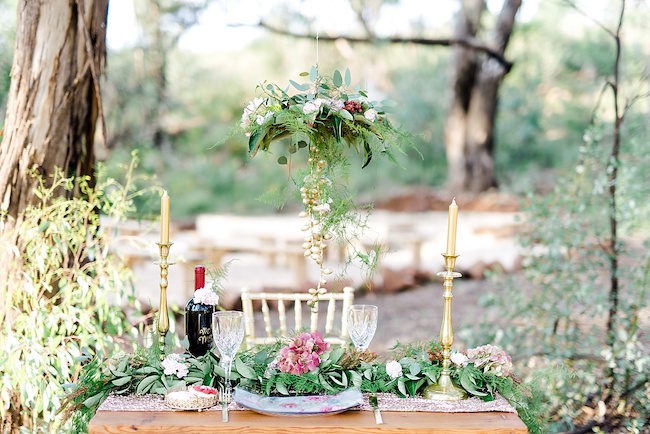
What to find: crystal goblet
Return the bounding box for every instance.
[211,311,245,397]
[347,304,378,351]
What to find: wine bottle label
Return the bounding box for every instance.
[198,326,211,344]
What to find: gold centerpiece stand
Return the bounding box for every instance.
[156,242,172,360]
[422,253,467,401]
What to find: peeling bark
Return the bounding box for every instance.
[0,0,108,221]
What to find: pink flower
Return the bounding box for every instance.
[277,331,330,374]
[466,344,513,377]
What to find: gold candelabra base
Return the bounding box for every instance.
[422,369,467,401]
[423,253,467,401]
[156,242,173,360]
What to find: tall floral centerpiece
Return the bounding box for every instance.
[240,66,410,311]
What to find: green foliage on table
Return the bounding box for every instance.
[65,339,544,433]
[0,154,155,432]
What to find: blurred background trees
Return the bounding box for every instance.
[1,0,647,217]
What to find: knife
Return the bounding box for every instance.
[369,394,383,424]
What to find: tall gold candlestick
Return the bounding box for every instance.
[157,242,172,360]
[422,253,467,401]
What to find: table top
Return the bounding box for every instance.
[89,409,528,433]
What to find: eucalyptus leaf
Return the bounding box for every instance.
[135,375,158,395]
[344,68,351,86]
[309,65,318,82]
[338,110,353,121]
[289,80,310,91]
[333,70,343,87]
[277,156,288,165]
[235,358,257,379]
[276,382,289,395]
[83,393,103,408]
[397,378,407,396]
[111,376,132,387]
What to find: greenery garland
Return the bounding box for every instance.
[64,338,545,433]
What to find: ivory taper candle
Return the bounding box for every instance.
[160,190,170,244]
[445,198,458,256]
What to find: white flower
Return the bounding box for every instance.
[364,109,378,122]
[241,97,266,129]
[385,360,403,380]
[303,100,321,115]
[323,97,344,112]
[450,352,469,367]
[193,287,220,306]
[161,354,189,379]
[313,203,330,214]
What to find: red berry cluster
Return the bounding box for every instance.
[344,100,363,113]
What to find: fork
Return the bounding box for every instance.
[369,394,383,424]
[219,385,230,422]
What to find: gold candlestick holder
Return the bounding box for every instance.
[422,253,467,401]
[156,242,173,360]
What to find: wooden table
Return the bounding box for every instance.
[89,410,527,433]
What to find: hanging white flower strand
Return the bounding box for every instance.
[300,144,333,312]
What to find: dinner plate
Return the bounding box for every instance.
[233,387,363,416]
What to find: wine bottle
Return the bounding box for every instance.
[185,266,214,357]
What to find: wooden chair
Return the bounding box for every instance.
[240,287,355,349]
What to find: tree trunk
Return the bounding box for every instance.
[445,0,521,192]
[0,0,108,221]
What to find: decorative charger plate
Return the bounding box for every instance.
[233,387,363,416]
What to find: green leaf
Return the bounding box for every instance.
[460,371,488,397]
[277,156,288,165]
[333,70,343,87]
[299,71,309,77]
[319,374,336,393]
[276,382,289,395]
[136,375,158,395]
[135,366,160,375]
[397,378,407,396]
[363,369,373,381]
[338,110,353,121]
[328,347,346,365]
[344,68,351,86]
[214,364,226,378]
[310,66,318,82]
[359,90,368,97]
[111,376,132,387]
[265,378,274,395]
[248,128,267,156]
[409,363,421,376]
[235,358,257,379]
[349,371,362,388]
[332,116,342,143]
[83,393,103,408]
[362,142,373,168]
[289,80,310,91]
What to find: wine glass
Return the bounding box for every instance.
[347,305,378,351]
[211,311,245,397]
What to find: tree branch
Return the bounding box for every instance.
[230,20,514,72]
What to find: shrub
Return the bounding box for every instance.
[0,155,152,432]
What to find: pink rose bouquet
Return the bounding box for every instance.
[277,331,330,375]
[466,344,513,377]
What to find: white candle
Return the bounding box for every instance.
[160,190,170,244]
[445,198,458,256]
